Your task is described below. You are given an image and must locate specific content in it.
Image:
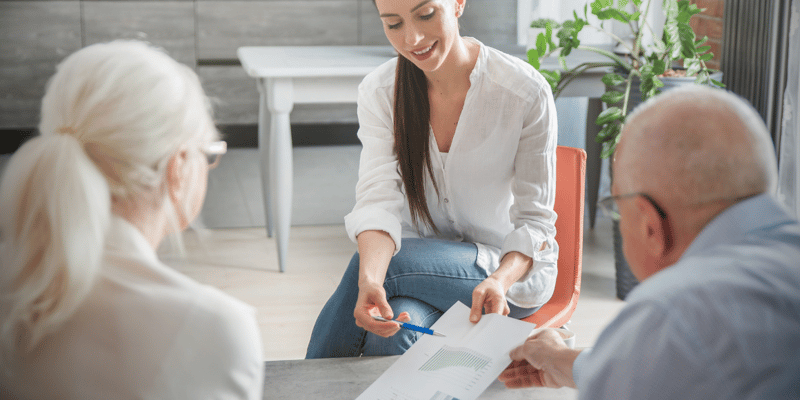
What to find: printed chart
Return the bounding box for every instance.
[417,346,492,392]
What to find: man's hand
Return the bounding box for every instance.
[469,276,511,322]
[353,282,410,337]
[499,329,580,389]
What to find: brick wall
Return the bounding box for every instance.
[690,0,725,70]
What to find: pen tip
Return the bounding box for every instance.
[434,332,446,337]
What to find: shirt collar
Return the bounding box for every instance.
[463,37,486,85]
[681,193,795,261]
[105,215,161,266]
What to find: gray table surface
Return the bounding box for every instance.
[263,356,578,400]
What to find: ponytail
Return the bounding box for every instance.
[393,55,440,233]
[0,133,110,364]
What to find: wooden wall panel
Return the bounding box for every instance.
[198,1,359,60]
[359,0,517,47]
[198,67,357,125]
[83,1,196,67]
[0,1,82,128]
[359,0,389,45]
[460,0,518,47]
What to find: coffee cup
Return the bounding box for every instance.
[554,327,576,349]
[529,327,576,349]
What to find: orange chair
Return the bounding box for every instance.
[522,145,586,328]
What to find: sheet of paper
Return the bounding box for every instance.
[357,301,537,400]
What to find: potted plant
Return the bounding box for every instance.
[527,0,724,299]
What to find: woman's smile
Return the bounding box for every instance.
[410,41,437,61]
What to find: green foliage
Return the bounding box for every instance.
[527,0,722,158]
[530,18,562,29]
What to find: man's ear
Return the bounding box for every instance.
[634,196,670,267]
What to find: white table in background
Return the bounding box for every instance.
[238,45,607,272]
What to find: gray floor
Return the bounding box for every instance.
[201,145,362,228]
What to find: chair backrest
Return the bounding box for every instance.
[522,145,586,328]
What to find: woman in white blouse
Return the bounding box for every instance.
[306,0,559,358]
[0,41,264,399]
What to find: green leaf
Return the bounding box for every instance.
[536,33,547,57]
[602,72,626,87]
[678,24,697,58]
[686,59,702,76]
[527,48,541,70]
[596,107,624,125]
[601,90,626,105]
[699,53,714,61]
[695,36,709,46]
[653,59,666,76]
[696,45,712,54]
[711,79,726,88]
[595,123,620,142]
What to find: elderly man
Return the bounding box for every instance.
[499,86,800,399]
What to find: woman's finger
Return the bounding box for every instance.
[470,288,485,322]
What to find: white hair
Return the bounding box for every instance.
[0,40,218,365]
[617,85,778,205]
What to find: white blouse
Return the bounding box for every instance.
[344,38,559,308]
[5,217,264,400]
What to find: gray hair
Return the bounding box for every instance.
[616,85,778,206]
[0,40,218,366]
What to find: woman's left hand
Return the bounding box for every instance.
[469,276,510,322]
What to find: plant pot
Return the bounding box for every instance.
[626,70,725,106]
[608,70,724,300]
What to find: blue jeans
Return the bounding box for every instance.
[305,238,539,358]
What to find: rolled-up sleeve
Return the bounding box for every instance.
[344,78,405,254]
[502,84,559,307]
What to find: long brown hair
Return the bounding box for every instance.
[371,0,440,233]
[394,55,440,233]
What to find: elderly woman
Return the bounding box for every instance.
[0,41,263,399]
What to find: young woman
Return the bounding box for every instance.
[306,0,559,358]
[0,41,263,399]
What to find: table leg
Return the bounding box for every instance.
[585,98,603,229]
[257,79,274,238]
[267,78,295,273]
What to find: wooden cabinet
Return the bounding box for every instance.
[0,1,81,128]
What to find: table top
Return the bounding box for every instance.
[263,356,578,400]
[238,44,612,79]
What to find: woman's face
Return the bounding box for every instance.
[374,0,463,73]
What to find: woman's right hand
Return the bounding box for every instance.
[353,282,411,337]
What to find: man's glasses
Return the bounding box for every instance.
[598,192,668,221]
[202,140,227,169]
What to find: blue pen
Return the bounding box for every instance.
[372,316,446,337]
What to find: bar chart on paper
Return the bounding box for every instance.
[418,346,492,391]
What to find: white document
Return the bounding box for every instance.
[357,301,537,400]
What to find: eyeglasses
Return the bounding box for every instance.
[598,192,668,221]
[599,192,759,221]
[202,140,227,169]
